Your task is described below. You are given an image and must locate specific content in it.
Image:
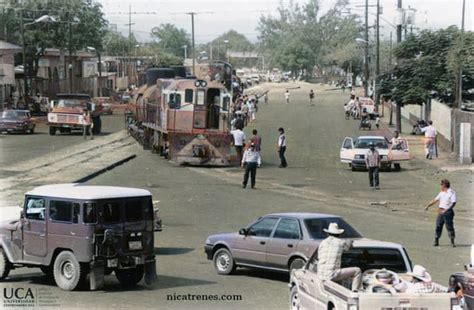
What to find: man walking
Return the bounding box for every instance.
[250,129,262,156]
[241,143,261,189]
[309,89,315,105]
[82,109,94,140]
[231,127,246,164]
[365,142,380,189]
[317,223,362,292]
[424,179,457,247]
[277,127,287,168]
[421,120,437,159]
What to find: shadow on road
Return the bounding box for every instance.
[155,247,194,255]
[232,268,289,283]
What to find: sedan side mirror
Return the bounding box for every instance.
[239,228,247,236]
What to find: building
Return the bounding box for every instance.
[0,40,21,109]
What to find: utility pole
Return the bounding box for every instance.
[364,0,369,97]
[69,14,73,93]
[457,0,466,109]
[375,0,380,112]
[395,0,403,133]
[20,10,27,99]
[187,12,196,76]
[389,31,393,68]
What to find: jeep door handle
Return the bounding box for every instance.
[260,241,266,245]
[287,244,293,248]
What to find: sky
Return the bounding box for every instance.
[97,0,473,44]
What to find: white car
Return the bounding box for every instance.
[340,136,411,171]
[289,240,460,310]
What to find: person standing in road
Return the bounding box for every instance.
[309,89,315,105]
[82,109,94,140]
[241,143,261,189]
[365,142,380,189]
[250,129,262,156]
[231,127,246,164]
[424,179,457,247]
[317,223,362,292]
[421,120,437,160]
[277,127,287,168]
[285,90,290,104]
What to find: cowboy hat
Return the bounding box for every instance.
[323,222,345,235]
[408,265,432,282]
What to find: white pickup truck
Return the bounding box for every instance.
[289,239,461,310]
[340,135,411,171]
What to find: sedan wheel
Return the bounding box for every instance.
[289,258,306,272]
[213,248,235,275]
[290,285,301,310]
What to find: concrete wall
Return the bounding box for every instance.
[430,99,452,141]
[453,109,474,162]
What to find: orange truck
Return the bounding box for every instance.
[47,93,102,135]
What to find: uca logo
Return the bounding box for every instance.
[3,287,35,306]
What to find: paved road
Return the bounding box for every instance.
[0,113,125,168]
[2,84,472,309]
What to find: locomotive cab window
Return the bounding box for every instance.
[196,90,205,105]
[185,89,193,103]
[168,93,181,109]
[207,88,220,105]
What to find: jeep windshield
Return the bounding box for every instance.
[355,138,388,149]
[304,217,362,239]
[84,197,153,224]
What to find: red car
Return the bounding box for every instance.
[0,110,35,134]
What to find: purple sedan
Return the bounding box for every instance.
[204,213,362,275]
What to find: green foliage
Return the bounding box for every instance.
[382,26,474,105]
[257,0,362,76]
[103,30,138,56]
[151,23,191,58]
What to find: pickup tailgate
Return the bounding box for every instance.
[359,293,458,309]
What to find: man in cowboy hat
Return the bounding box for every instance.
[406,265,437,293]
[317,223,362,291]
[365,141,380,189]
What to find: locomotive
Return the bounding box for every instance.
[127,63,233,166]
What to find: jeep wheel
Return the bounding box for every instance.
[213,248,236,275]
[53,251,83,291]
[290,285,301,310]
[115,265,144,287]
[0,247,12,280]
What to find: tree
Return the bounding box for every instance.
[200,30,255,67]
[103,30,137,56]
[151,23,190,58]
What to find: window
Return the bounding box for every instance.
[73,203,80,224]
[248,217,278,237]
[168,93,181,109]
[223,96,230,111]
[304,218,362,239]
[196,90,205,105]
[343,139,353,149]
[185,89,193,103]
[101,202,121,223]
[83,203,96,224]
[273,218,300,239]
[25,197,45,221]
[50,200,73,222]
[124,200,143,222]
[341,248,407,273]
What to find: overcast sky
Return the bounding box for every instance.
[97,0,473,43]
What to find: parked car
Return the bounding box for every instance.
[340,135,411,171]
[0,110,35,134]
[289,240,460,310]
[204,213,362,275]
[0,184,157,291]
[460,101,474,112]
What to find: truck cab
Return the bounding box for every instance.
[0,184,157,291]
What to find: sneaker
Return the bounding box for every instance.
[433,239,439,246]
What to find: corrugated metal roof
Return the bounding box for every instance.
[0,40,22,51]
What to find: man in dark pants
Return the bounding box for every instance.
[277,127,287,168]
[365,142,380,189]
[425,179,457,247]
[241,143,261,189]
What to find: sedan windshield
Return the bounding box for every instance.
[1,111,23,119]
[304,217,362,239]
[355,138,388,149]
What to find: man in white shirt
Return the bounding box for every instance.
[284,90,290,104]
[277,127,287,168]
[425,179,457,247]
[241,143,261,189]
[365,142,380,189]
[420,120,437,159]
[231,128,246,165]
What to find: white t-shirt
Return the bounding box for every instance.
[231,129,246,146]
[278,133,286,147]
[285,92,290,99]
[421,125,437,138]
[435,188,457,210]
